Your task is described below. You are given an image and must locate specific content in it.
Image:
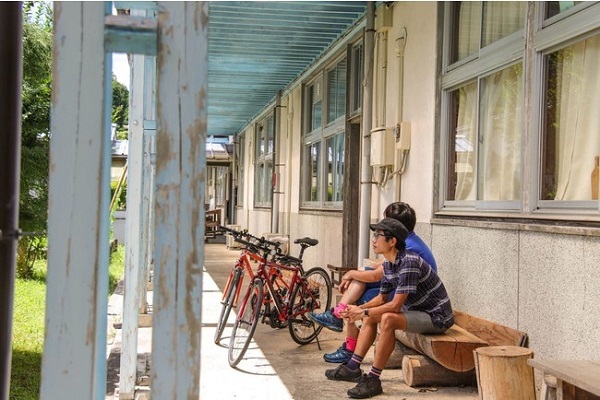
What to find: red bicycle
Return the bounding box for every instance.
[228,234,332,367]
[214,227,284,345]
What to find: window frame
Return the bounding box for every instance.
[253,114,274,208]
[301,54,348,210]
[439,1,600,219]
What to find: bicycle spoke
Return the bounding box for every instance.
[288,267,332,345]
[228,279,263,367]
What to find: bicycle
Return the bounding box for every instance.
[214,226,285,345]
[228,234,332,367]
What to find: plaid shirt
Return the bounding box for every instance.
[380,249,454,329]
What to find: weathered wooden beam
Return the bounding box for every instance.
[150,2,208,398]
[104,14,157,56]
[41,3,111,399]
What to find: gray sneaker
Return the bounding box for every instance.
[347,374,383,398]
[325,363,362,382]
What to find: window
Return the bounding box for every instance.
[302,56,347,208]
[301,57,348,209]
[441,2,600,216]
[235,133,245,208]
[349,42,363,114]
[254,115,274,207]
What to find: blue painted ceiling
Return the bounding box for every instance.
[207,1,367,137]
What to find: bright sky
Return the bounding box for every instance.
[112,53,130,90]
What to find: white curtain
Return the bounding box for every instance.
[478,64,523,201]
[454,82,478,200]
[554,34,600,200]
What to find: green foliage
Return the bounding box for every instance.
[16,236,47,280]
[110,180,128,211]
[20,5,52,236]
[11,244,126,398]
[112,74,129,139]
[11,278,45,400]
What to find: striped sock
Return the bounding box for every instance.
[368,366,382,379]
[346,353,364,371]
[333,303,347,319]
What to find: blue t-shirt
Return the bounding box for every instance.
[406,231,437,273]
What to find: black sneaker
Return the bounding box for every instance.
[324,362,362,382]
[347,374,383,398]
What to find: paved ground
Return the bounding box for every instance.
[106,241,479,399]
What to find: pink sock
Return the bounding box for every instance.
[346,337,357,352]
[333,303,347,319]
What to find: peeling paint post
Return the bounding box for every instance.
[119,51,148,399]
[41,3,112,399]
[151,2,207,399]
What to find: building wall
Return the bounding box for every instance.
[235,1,600,363]
[433,222,600,360]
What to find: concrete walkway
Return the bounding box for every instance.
[105,242,479,399]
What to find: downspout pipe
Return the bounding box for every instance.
[0,3,23,399]
[358,2,375,265]
[271,92,281,233]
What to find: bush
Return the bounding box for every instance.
[110,180,127,211]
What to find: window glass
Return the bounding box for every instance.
[450,2,525,65]
[450,2,482,64]
[326,132,344,202]
[477,64,523,201]
[541,34,600,201]
[351,44,363,112]
[328,59,347,123]
[448,82,478,201]
[545,1,583,19]
[482,2,525,47]
[446,64,523,202]
[305,142,321,202]
[266,115,274,154]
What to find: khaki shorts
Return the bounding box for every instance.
[404,311,447,334]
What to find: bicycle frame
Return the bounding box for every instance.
[259,260,308,325]
[220,248,264,308]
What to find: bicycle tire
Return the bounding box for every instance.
[228,278,263,367]
[288,267,332,345]
[214,267,242,344]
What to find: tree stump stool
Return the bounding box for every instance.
[474,345,535,400]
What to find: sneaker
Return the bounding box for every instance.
[325,362,362,382]
[324,342,353,363]
[308,309,343,332]
[347,374,383,399]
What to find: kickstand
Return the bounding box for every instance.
[315,328,322,350]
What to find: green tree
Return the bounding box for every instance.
[18,2,53,278]
[112,73,129,140]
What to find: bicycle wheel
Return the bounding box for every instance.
[288,267,332,345]
[214,267,243,344]
[228,278,263,367]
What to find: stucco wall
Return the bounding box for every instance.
[432,222,600,360]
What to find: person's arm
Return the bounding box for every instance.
[338,262,384,292]
[342,292,408,323]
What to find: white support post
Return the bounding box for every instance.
[41,3,111,399]
[119,51,147,399]
[151,2,208,398]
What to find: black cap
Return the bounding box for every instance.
[369,217,408,243]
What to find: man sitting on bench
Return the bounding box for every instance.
[309,202,438,363]
[324,217,454,399]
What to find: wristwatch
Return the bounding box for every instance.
[364,308,369,316]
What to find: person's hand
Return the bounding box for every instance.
[340,304,365,323]
[339,277,351,293]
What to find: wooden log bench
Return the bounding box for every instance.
[389,311,529,388]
